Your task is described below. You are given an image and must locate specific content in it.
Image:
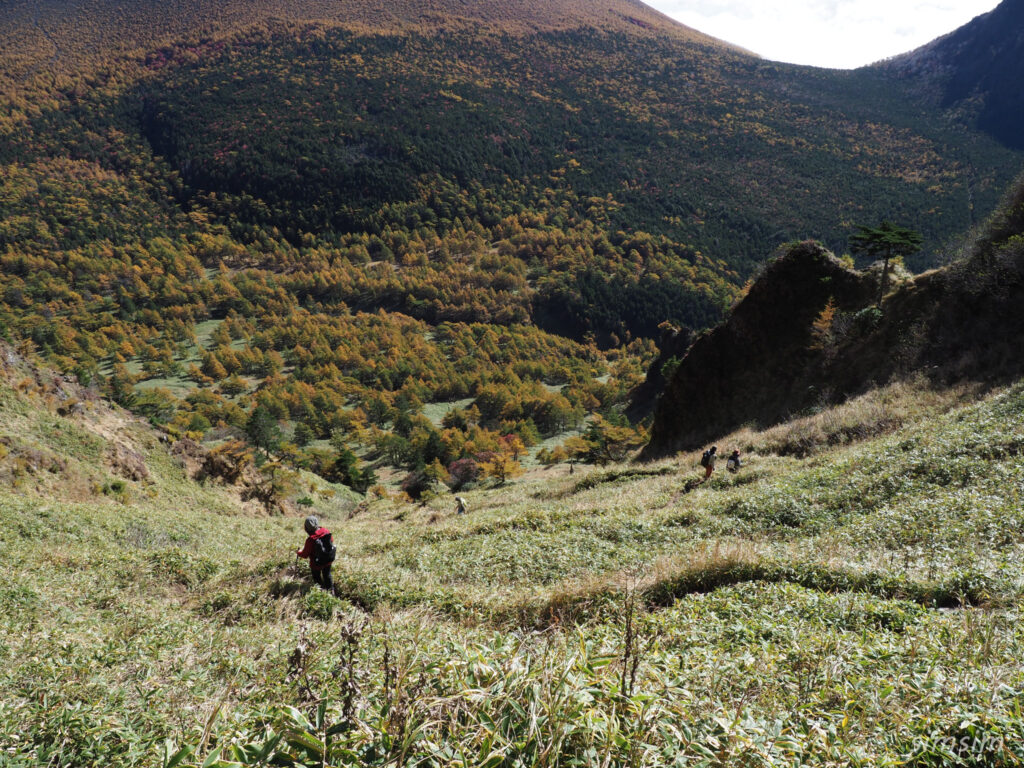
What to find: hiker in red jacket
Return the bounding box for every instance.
[296,515,335,592]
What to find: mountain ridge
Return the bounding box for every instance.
[0,0,738,88]
[879,0,1024,149]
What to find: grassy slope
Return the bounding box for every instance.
[2,362,1024,765]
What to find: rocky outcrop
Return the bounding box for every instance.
[108,443,150,482]
[642,242,873,457]
[643,174,1024,460]
[625,323,695,423]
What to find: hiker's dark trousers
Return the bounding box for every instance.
[312,566,333,592]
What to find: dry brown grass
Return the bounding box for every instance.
[724,378,981,458]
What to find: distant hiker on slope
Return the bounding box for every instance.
[454,496,468,515]
[296,515,336,592]
[726,449,741,473]
[699,445,717,482]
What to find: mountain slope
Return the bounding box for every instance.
[880,0,1024,150]
[643,170,1024,458]
[4,324,1024,765]
[4,5,1024,764]
[2,0,1024,484]
[0,0,730,87]
[128,23,1023,272]
[4,0,1022,268]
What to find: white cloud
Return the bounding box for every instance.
[647,0,1001,68]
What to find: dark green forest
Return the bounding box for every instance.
[137,27,1021,268]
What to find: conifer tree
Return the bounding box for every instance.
[246,404,281,458]
[850,221,922,307]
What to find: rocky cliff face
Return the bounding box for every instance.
[643,175,1024,460]
[625,324,695,423]
[642,242,873,457]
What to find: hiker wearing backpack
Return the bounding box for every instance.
[726,449,741,473]
[699,446,717,482]
[296,515,336,592]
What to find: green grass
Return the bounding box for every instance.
[420,397,474,427]
[193,319,226,347]
[3,374,1024,766]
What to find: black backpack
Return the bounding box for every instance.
[312,531,336,566]
[700,449,712,468]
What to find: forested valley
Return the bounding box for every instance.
[2,7,1022,494]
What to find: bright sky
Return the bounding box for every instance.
[644,0,1001,69]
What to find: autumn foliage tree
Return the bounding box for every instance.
[480,453,523,486]
[567,416,647,465]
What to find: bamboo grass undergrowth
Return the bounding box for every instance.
[3,379,1024,766]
